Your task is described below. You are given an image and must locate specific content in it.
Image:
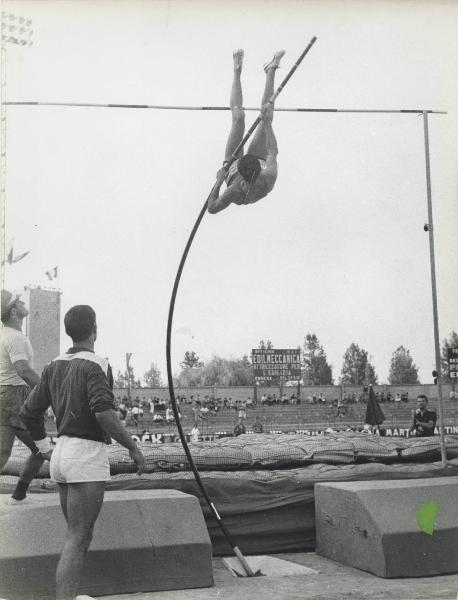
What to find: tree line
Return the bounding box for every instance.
[113,331,458,389]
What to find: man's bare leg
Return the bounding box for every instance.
[10,428,45,501]
[56,481,105,600]
[0,426,15,472]
[224,49,245,162]
[247,50,285,159]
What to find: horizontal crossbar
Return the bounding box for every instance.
[4,101,447,114]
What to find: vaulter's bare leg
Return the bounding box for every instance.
[224,49,245,162]
[247,50,285,160]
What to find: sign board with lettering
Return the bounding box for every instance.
[251,348,302,381]
[448,348,458,379]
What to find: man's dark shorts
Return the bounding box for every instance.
[0,385,29,429]
[0,385,40,455]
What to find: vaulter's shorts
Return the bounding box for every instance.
[50,435,110,483]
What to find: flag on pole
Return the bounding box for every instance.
[1,245,30,265]
[45,266,58,280]
[365,385,385,426]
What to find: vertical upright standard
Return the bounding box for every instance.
[422,111,447,468]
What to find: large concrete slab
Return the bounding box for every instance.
[315,477,458,578]
[0,490,213,599]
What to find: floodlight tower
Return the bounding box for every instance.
[0,10,33,290]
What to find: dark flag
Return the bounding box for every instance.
[365,385,385,426]
[45,266,58,280]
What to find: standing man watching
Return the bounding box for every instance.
[409,394,437,437]
[0,289,45,504]
[20,304,145,600]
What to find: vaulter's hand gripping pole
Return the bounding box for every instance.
[166,37,317,578]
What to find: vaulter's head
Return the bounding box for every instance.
[1,289,28,326]
[64,305,97,345]
[237,154,261,185]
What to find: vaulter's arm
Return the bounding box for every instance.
[207,168,237,214]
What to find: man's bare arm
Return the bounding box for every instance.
[96,409,145,474]
[13,359,40,389]
[208,169,236,214]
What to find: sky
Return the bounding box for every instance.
[3,0,458,384]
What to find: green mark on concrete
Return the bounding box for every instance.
[417,500,440,535]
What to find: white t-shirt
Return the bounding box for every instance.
[0,326,34,386]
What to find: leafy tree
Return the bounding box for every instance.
[388,346,420,384]
[230,355,254,386]
[340,343,377,385]
[302,333,333,385]
[181,351,204,369]
[258,339,273,349]
[113,353,141,395]
[440,331,458,382]
[114,369,129,388]
[174,354,254,387]
[143,362,162,387]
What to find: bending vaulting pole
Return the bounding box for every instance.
[165,37,317,577]
[422,111,447,468]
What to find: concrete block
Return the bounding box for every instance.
[315,477,458,578]
[0,489,213,599]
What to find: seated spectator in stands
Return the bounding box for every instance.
[336,399,347,417]
[165,407,174,423]
[246,396,254,407]
[395,393,401,403]
[260,394,267,406]
[252,416,263,433]
[190,425,200,442]
[191,401,199,425]
[200,405,210,420]
[401,391,409,403]
[290,393,297,405]
[233,419,246,437]
[152,413,164,423]
[238,402,247,421]
[409,395,436,437]
[148,398,155,414]
[131,403,140,424]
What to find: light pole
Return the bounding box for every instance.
[1,10,33,290]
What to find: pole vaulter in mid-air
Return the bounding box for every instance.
[208,49,284,213]
[166,38,317,577]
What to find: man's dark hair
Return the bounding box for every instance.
[237,154,261,183]
[417,394,428,402]
[1,303,17,324]
[64,305,96,342]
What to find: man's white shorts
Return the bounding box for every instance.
[50,435,110,483]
